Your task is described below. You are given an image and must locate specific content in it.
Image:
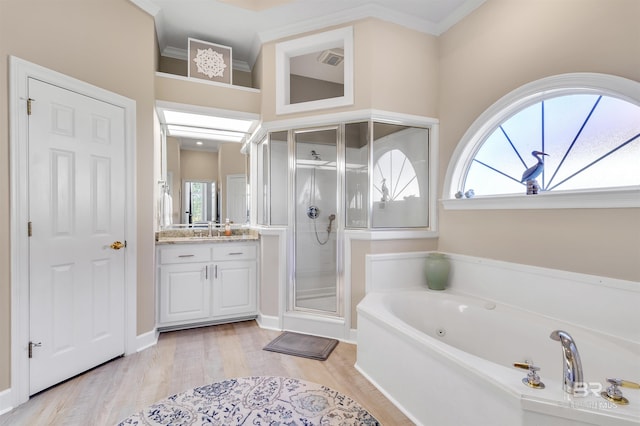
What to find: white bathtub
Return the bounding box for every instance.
[356,253,640,426]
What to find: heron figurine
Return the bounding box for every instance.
[521,150,549,183]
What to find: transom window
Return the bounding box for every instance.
[444,73,640,209]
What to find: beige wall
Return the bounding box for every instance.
[181,150,218,182]
[155,74,261,114]
[0,0,156,392]
[350,239,438,328]
[437,0,640,281]
[365,19,439,117]
[259,18,439,121]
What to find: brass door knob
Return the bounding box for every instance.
[110,241,125,250]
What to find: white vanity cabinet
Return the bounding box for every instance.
[156,241,258,331]
[211,244,257,317]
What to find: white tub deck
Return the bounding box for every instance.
[356,252,640,426]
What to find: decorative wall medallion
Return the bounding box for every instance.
[188,38,232,84]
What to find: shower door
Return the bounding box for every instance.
[293,127,341,315]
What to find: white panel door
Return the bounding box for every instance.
[226,174,247,224]
[28,78,126,394]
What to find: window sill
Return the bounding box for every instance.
[441,187,640,210]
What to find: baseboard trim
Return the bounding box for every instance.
[136,329,159,352]
[256,313,281,331]
[0,387,13,416]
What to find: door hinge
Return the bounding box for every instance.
[28,341,42,358]
[27,98,34,115]
[28,221,32,237]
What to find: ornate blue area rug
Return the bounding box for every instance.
[117,376,380,425]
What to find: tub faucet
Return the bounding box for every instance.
[550,330,583,394]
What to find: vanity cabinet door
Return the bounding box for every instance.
[212,260,257,317]
[159,263,211,324]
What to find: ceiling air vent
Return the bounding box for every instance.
[317,49,344,66]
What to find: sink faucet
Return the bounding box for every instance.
[550,330,583,394]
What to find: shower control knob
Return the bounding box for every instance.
[307,205,320,219]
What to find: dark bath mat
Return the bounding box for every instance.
[263,331,338,361]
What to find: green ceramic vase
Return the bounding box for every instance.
[425,253,450,291]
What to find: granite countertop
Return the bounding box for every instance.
[156,228,259,245]
[156,235,259,245]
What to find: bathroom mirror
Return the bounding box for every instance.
[157,102,259,227]
[183,180,217,224]
[276,26,353,115]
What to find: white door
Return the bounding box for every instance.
[28,78,126,394]
[226,174,246,224]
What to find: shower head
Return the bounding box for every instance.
[311,150,321,161]
[326,214,336,234]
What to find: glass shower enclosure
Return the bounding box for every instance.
[293,127,340,314]
[257,119,431,327]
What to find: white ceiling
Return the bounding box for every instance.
[131,0,486,70]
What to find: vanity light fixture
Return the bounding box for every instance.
[163,110,254,133]
[157,102,259,148]
[166,124,246,143]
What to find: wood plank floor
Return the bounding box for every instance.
[0,321,414,425]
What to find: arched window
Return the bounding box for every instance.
[444,73,640,209]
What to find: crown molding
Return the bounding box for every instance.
[247,1,485,68]
[248,2,440,66]
[256,4,438,45]
[435,0,485,34]
[128,0,161,16]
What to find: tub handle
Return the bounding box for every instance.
[601,378,640,405]
[513,362,545,389]
[513,362,533,370]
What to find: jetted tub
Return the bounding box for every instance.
[356,289,640,426]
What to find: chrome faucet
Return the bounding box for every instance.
[550,330,583,394]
